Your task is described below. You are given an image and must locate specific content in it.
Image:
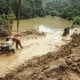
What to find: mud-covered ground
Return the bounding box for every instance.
[0,30,46,77]
[0,34,80,80]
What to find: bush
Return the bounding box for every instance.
[0,13,15,33]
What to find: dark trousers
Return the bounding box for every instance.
[0,46,15,53]
[0,46,9,52]
[16,40,23,49]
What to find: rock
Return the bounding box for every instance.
[0,30,11,37]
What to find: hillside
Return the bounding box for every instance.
[44,0,80,20]
[43,0,70,6]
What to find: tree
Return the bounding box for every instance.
[8,13,16,31]
[17,0,21,33]
[0,0,8,14]
[0,14,7,29]
[44,0,80,20]
[0,13,15,31]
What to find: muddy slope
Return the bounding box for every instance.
[1,34,80,80]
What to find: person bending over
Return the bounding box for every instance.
[12,34,23,49]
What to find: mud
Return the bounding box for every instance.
[0,33,80,80]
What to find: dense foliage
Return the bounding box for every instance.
[0,0,80,20]
[71,16,80,28]
[0,13,15,31]
[0,0,46,19]
[44,0,80,20]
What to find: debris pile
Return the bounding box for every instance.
[20,29,45,36]
[0,29,11,37]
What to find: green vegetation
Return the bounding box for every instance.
[0,0,80,32]
[0,0,80,20]
[0,13,15,31]
[44,0,80,20]
[21,0,46,19]
[71,16,80,28]
[0,0,46,19]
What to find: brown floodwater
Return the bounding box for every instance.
[0,30,72,77]
[0,16,72,77]
[13,16,72,32]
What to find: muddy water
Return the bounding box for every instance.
[0,50,21,77]
[13,16,72,32]
[0,30,72,77]
[0,16,72,77]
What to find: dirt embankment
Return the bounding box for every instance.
[20,29,46,40]
[1,34,80,80]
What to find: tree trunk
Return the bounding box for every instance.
[17,0,21,33]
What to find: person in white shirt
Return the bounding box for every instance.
[5,38,14,49]
[1,38,15,53]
